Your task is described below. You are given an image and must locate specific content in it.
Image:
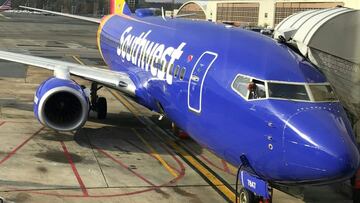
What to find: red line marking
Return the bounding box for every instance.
[0,121,5,127]
[186,145,236,176]
[60,141,89,197]
[95,147,156,186]
[0,127,44,165]
[221,159,231,173]
[2,137,186,198]
[159,142,184,175]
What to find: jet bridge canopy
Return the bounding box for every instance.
[274,7,360,120]
[274,7,360,63]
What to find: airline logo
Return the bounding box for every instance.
[117,26,186,85]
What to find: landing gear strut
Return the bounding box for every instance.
[171,122,189,139]
[90,82,107,119]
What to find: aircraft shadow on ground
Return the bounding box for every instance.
[70,126,201,156]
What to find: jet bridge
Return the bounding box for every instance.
[274,8,360,134]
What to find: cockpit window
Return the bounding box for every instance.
[268,83,310,101]
[248,79,266,99]
[232,75,266,100]
[232,74,337,102]
[309,85,337,101]
[232,75,251,98]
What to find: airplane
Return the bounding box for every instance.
[0,1,359,202]
[0,0,11,11]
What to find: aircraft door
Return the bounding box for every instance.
[187,51,218,113]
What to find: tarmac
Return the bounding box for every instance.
[0,12,354,203]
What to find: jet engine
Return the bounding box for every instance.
[34,77,89,131]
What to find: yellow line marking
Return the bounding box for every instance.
[132,128,178,177]
[0,13,10,19]
[109,90,238,202]
[168,141,238,202]
[71,56,237,202]
[72,56,85,65]
[108,89,141,116]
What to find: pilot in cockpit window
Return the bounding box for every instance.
[248,80,266,99]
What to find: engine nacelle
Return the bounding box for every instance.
[34,77,89,131]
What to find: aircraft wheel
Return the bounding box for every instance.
[239,188,256,203]
[96,97,107,119]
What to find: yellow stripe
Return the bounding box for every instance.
[115,0,125,14]
[132,128,178,177]
[108,90,238,202]
[108,90,141,116]
[96,15,114,64]
[72,56,84,65]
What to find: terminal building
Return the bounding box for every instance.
[176,0,360,28]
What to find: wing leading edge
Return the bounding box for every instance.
[19,6,101,23]
[0,50,136,96]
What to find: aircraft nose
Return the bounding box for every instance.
[282,107,360,182]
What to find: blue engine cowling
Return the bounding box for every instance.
[34,77,89,131]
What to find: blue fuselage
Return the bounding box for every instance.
[98,14,360,184]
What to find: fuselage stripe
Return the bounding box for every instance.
[97,14,115,64]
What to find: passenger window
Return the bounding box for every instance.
[162,61,167,72]
[169,64,174,74]
[174,65,180,78]
[180,68,186,80]
[232,75,251,98]
[248,79,266,100]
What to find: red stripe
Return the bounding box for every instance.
[60,141,89,197]
[96,147,156,186]
[221,159,231,173]
[0,127,43,165]
[110,0,115,14]
[0,121,5,127]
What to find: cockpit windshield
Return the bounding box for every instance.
[232,74,338,102]
[268,83,310,101]
[308,85,337,101]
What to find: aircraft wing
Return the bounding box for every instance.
[0,50,136,96]
[19,6,101,24]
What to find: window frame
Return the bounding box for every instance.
[174,65,181,78]
[307,83,338,102]
[179,67,186,80]
[231,74,339,103]
[231,73,268,101]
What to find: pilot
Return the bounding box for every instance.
[248,82,258,99]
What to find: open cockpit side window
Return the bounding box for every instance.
[248,79,266,100]
[231,74,266,100]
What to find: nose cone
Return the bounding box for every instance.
[283,107,360,182]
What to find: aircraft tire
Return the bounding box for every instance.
[97,97,107,119]
[239,188,256,203]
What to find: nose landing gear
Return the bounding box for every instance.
[237,184,272,203]
[235,160,272,203]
